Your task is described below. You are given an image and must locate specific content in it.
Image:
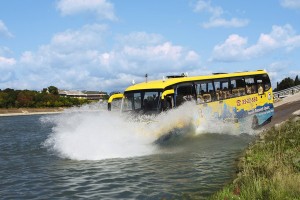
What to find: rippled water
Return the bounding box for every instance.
[0,105,254,199]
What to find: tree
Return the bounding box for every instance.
[41,88,48,94]
[295,75,300,86]
[16,90,35,107]
[277,77,294,91]
[2,88,19,108]
[48,86,58,95]
[0,92,9,108]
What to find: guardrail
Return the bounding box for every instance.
[273,85,300,100]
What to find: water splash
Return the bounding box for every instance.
[42,102,157,160]
[42,102,254,160]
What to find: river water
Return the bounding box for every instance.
[0,103,255,199]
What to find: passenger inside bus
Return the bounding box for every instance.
[176,85,196,106]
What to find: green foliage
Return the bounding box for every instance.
[209,119,300,200]
[0,87,90,108]
[47,86,58,95]
[277,77,295,91]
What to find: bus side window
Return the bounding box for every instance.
[245,77,256,94]
[195,80,213,103]
[214,78,230,100]
[255,74,271,95]
[262,74,271,91]
[214,80,221,101]
[176,84,196,106]
[221,79,230,99]
[257,79,264,95]
[230,77,246,97]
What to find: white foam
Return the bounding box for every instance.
[42,103,157,160]
[42,101,253,160]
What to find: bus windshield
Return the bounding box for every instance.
[122,90,162,114]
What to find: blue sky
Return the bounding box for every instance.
[0,0,300,92]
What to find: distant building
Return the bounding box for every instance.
[58,90,108,100]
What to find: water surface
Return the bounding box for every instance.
[0,110,253,199]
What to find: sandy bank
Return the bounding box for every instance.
[0,108,65,117]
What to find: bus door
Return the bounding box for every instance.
[175,83,196,107]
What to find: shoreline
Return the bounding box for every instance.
[0,108,65,117]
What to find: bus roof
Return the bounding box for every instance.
[125,70,268,92]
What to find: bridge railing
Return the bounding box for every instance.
[273,85,300,100]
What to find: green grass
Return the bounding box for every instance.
[209,118,300,200]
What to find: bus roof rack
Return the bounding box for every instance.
[212,73,227,75]
[234,71,249,73]
[166,73,188,79]
[166,75,185,78]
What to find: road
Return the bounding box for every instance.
[262,93,300,130]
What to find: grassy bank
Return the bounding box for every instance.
[209,118,300,200]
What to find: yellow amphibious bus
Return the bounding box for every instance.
[108,70,274,128]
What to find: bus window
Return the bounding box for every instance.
[122,92,142,111]
[231,77,246,97]
[257,80,264,95]
[214,78,230,100]
[214,80,221,100]
[255,74,271,94]
[264,75,271,91]
[143,91,160,111]
[196,80,213,103]
[134,93,142,110]
[245,77,256,94]
[258,74,271,91]
[176,84,196,106]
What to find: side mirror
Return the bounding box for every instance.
[161,89,174,100]
[107,93,124,111]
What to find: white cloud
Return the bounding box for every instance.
[56,0,116,20]
[0,20,13,38]
[193,0,249,28]
[203,18,249,29]
[6,24,202,91]
[0,56,16,83]
[50,24,108,53]
[194,0,223,18]
[280,0,300,9]
[116,32,164,47]
[212,24,300,62]
[0,56,16,66]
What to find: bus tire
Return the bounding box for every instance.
[252,115,258,129]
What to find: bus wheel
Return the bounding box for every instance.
[252,116,258,129]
